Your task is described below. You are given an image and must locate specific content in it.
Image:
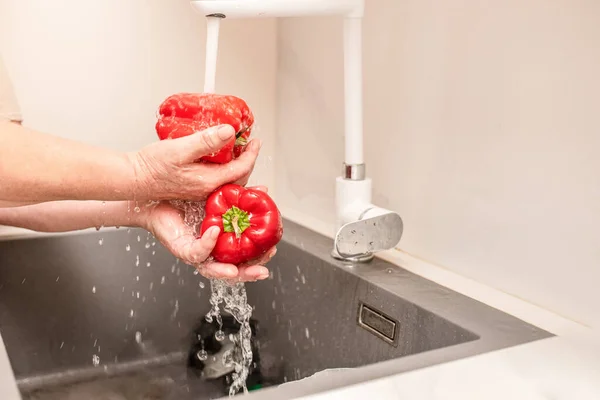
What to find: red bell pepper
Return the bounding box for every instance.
[200,184,283,265]
[155,93,254,164]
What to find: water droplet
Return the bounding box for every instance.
[215,330,225,341]
[125,244,131,252]
[144,242,150,249]
[199,281,205,289]
[171,300,179,319]
[197,350,208,361]
[136,276,139,281]
[149,282,154,290]
[98,238,103,246]
[387,268,393,274]
[134,206,141,213]
[152,251,155,256]
[160,276,166,284]
[152,242,156,247]
[305,328,310,339]
[223,349,234,367]
[56,276,60,282]
[146,262,151,267]
[21,278,26,284]
[130,309,134,318]
[60,341,64,349]
[135,331,142,343]
[137,235,141,242]
[92,355,100,366]
[135,255,140,267]
[92,286,96,294]
[136,292,140,299]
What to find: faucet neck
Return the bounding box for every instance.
[343,16,364,166]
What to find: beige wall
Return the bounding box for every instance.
[0,0,277,190]
[275,0,600,327]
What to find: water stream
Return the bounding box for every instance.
[175,17,254,395]
[173,200,254,396]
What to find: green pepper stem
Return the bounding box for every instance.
[222,206,251,237]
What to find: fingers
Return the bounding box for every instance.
[237,265,270,282]
[196,262,238,280]
[236,247,277,281]
[181,225,220,264]
[211,138,261,186]
[196,246,277,282]
[159,125,236,165]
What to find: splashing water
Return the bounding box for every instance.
[172,199,255,396]
[205,279,254,396]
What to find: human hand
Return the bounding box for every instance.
[129,125,260,201]
[137,187,277,282]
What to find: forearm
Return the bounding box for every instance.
[0,121,138,202]
[0,200,145,232]
[0,200,43,207]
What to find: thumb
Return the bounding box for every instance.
[160,124,236,165]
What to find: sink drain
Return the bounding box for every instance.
[357,302,399,346]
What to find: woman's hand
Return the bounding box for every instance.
[139,187,276,282]
[130,125,260,201]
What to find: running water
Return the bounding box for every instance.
[171,17,254,395]
[204,16,221,94]
[172,199,254,396]
[205,279,254,396]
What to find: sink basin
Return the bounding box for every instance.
[0,219,552,399]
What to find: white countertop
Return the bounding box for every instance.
[0,335,21,400]
[0,215,598,400]
[299,331,600,400]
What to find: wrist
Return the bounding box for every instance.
[125,151,156,201]
[127,200,157,231]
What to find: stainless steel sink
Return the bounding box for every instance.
[0,219,552,399]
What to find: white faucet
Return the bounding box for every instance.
[191,0,403,262]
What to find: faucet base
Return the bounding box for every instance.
[330,249,374,263]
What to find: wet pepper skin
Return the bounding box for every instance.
[200,184,283,265]
[155,93,254,163]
